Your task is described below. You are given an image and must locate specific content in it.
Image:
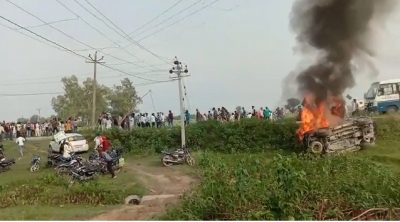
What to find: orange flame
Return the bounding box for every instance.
[297,94,345,140]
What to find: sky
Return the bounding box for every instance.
[1,0,400,121]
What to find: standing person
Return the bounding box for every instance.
[352,99,359,117]
[168,110,174,127]
[264,107,271,120]
[73,118,78,133]
[105,117,112,129]
[26,121,31,137]
[150,113,156,127]
[52,118,59,134]
[241,107,247,119]
[97,135,116,179]
[196,109,202,122]
[16,134,25,156]
[35,122,40,137]
[65,120,72,133]
[185,110,190,125]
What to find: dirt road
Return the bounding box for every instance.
[91,159,198,220]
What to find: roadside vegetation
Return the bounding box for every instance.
[1,115,400,220]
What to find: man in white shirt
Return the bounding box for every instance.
[16,135,25,156]
[106,117,112,129]
[62,140,74,159]
[140,114,145,128]
[150,113,156,127]
[160,113,166,127]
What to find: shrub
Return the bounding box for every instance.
[161,153,400,220]
[81,116,400,155]
[81,119,300,155]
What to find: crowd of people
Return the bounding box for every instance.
[0,118,79,141]
[96,106,293,130]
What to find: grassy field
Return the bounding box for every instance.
[0,138,199,220]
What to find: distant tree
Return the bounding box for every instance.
[235,106,242,113]
[285,98,301,113]
[29,115,39,123]
[17,118,27,123]
[108,78,142,117]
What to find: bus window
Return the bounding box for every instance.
[380,84,397,95]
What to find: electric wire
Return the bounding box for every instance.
[0,13,166,82]
[12,17,79,30]
[134,0,202,38]
[127,0,184,35]
[112,0,220,53]
[78,0,171,64]
[6,0,157,71]
[56,0,152,68]
[0,72,168,86]
[149,90,157,112]
[0,80,174,97]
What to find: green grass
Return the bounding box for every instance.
[0,138,147,220]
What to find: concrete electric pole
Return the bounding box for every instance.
[169,57,190,148]
[86,52,105,128]
[36,108,41,122]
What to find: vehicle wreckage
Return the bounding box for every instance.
[299,116,377,154]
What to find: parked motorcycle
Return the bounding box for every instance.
[88,148,124,173]
[30,155,41,172]
[54,153,84,176]
[46,152,82,168]
[161,148,195,167]
[67,164,101,188]
[0,144,16,173]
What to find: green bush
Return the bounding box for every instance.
[161,153,400,220]
[81,119,300,155]
[81,116,400,155]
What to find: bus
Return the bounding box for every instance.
[365,79,400,114]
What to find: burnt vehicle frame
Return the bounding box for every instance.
[300,117,377,154]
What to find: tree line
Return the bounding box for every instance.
[50,75,141,125]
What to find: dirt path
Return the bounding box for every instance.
[91,158,198,220]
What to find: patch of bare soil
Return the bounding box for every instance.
[91,159,198,220]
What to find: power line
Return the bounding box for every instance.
[0,72,168,86]
[0,13,166,83]
[0,80,175,97]
[56,0,152,68]
[12,17,79,30]
[149,90,157,112]
[138,0,220,42]
[6,0,156,71]
[128,0,184,35]
[78,0,171,64]
[134,0,202,38]
[106,0,202,57]
[110,0,220,54]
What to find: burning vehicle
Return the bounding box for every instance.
[297,96,376,154]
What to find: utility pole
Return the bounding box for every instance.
[169,57,190,148]
[36,108,41,122]
[86,52,105,128]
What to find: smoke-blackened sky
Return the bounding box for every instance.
[290,0,396,104]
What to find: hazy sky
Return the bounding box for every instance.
[1,0,400,121]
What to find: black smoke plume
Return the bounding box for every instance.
[290,0,396,105]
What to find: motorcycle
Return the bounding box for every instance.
[54,153,84,176]
[161,147,195,167]
[30,155,41,172]
[46,151,82,168]
[0,144,16,173]
[88,148,124,173]
[67,164,101,188]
